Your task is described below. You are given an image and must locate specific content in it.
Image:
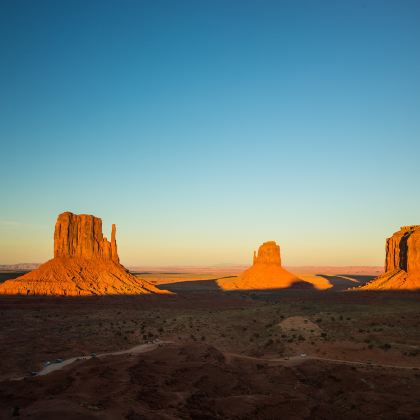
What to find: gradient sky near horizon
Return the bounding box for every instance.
[1,0,419,266]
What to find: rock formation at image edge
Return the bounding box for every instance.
[217,241,331,290]
[0,212,170,296]
[358,225,420,290]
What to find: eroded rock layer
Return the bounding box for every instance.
[54,212,119,263]
[359,226,420,290]
[0,212,169,296]
[218,241,331,290]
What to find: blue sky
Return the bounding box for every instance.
[1,0,419,265]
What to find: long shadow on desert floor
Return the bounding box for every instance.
[158,277,334,293]
[315,274,376,290]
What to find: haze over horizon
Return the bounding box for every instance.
[1,0,419,266]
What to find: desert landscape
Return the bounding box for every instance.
[0,214,420,418]
[2,1,419,419]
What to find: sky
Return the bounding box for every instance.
[1,0,419,266]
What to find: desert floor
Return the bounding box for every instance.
[0,270,420,419]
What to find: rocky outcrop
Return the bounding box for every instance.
[0,212,170,296]
[54,212,119,263]
[359,226,420,290]
[253,241,281,265]
[217,241,331,290]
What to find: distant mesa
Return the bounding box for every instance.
[217,241,331,291]
[358,226,420,291]
[0,212,170,296]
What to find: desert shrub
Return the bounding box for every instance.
[380,343,391,351]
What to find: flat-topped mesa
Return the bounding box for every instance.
[385,225,420,273]
[253,241,281,265]
[357,225,420,291]
[54,212,119,263]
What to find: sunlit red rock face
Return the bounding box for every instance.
[359,226,420,290]
[218,241,331,291]
[54,212,119,263]
[0,212,169,296]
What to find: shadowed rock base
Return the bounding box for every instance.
[359,269,420,291]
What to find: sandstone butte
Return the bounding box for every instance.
[217,241,331,291]
[0,212,170,296]
[358,225,420,291]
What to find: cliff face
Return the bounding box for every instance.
[218,241,331,291]
[406,227,420,272]
[253,241,281,265]
[384,226,420,274]
[54,212,119,263]
[360,226,420,290]
[0,212,169,296]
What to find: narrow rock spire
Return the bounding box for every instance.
[111,223,119,263]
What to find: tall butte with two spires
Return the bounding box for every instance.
[217,240,331,290]
[359,225,420,290]
[0,212,170,296]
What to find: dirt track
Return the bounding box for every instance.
[226,351,420,370]
[9,339,419,384]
